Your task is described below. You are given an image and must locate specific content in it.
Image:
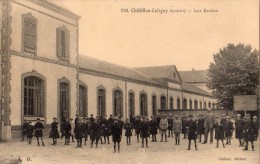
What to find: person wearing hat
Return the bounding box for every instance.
[63,117,72,145]
[34,118,45,146]
[140,116,150,148]
[197,114,205,143]
[225,116,234,145]
[69,118,75,143]
[89,114,94,124]
[220,114,227,139]
[186,115,198,150]
[203,108,215,144]
[243,115,256,151]
[173,115,182,145]
[235,114,244,147]
[90,118,101,148]
[101,115,110,144]
[111,116,123,153]
[27,121,34,144]
[135,115,142,142]
[74,117,84,148]
[149,115,158,142]
[159,114,168,142]
[167,114,174,138]
[181,113,188,139]
[124,118,133,145]
[22,119,29,141]
[213,117,225,148]
[49,117,60,145]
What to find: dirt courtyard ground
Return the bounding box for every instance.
[0,135,259,164]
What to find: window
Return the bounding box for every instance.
[97,89,106,117]
[208,102,212,109]
[79,85,87,117]
[129,92,135,117]
[177,97,181,109]
[194,100,198,109]
[183,98,187,110]
[152,95,157,115]
[140,93,148,116]
[200,101,202,109]
[57,26,70,61]
[23,13,37,55]
[113,90,123,117]
[204,102,207,109]
[24,76,44,116]
[160,95,166,110]
[170,97,173,109]
[60,82,70,118]
[189,99,192,109]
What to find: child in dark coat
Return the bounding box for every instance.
[27,121,34,144]
[225,116,234,145]
[74,118,84,148]
[49,117,60,145]
[140,117,150,148]
[34,118,45,146]
[186,115,198,150]
[112,116,122,153]
[22,119,29,141]
[63,117,72,145]
[124,119,133,145]
[90,119,101,148]
[149,116,158,142]
[214,117,225,148]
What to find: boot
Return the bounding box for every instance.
[187,144,190,150]
[178,139,180,145]
[90,142,93,148]
[252,145,254,151]
[118,145,120,153]
[243,145,248,151]
[37,141,40,146]
[175,139,177,145]
[42,142,45,146]
[195,145,198,150]
[113,145,116,153]
[216,143,218,148]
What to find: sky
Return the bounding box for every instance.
[52,0,259,71]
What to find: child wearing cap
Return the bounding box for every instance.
[186,115,198,150]
[27,121,34,144]
[124,119,133,145]
[49,117,60,145]
[235,114,244,147]
[111,116,122,153]
[173,115,182,145]
[225,116,234,145]
[63,117,72,145]
[149,115,158,142]
[34,118,45,146]
[140,117,150,148]
[22,119,29,141]
[213,117,225,148]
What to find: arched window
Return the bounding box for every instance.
[204,101,207,109]
[177,97,181,109]
[152,95,157,115]
[183,98,187,110]
[194,100,198,109]
[140,92,148,116]
[160,95,166,110]
[129,92,135,117]
[24,76,44,116]
[23,13,37,55]
[97,88,106,117]
[113,89,123,117]
[59,82,70,118]
[170,97,174,109]
[200,101,202,109]
[189,99,193,109]
[79,85,87,117]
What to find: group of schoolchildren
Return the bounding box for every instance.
[22,111,258,153]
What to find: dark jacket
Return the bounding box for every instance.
[27,124,34,138]
[124,123,133,136]
[23,122,29,135]
[149,119,158,135]
[225,121,234,137]
[91,122,101,139]
[112,122,122,142]
[198,118,205,135]
[235,119,244,139]
[74,122,84,140]
[140,121,150,138]
[135,119,142,134]
[214,123,224,140]
[187,120,197,140]
[182,117,187,134]
[168,118,174,130]
[63,121,72,138]
[49,122,60,138]
[34,122,44,138]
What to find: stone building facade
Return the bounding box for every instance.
[0,0,217,140]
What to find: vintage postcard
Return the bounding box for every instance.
[0,0,259,164]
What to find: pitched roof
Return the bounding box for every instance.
[134,65,182,83]
[181,83,212,96]
[179,70,208,83]
[78,55,161,85]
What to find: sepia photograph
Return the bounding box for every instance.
[0,0,259,164]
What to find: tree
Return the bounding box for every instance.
[207,43,259,110]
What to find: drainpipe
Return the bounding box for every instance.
[166,85,169,110]
[125,79,127,120]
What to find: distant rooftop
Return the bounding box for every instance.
[179,70,208,83]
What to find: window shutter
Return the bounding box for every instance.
[65,29,70,59]
[56,28,62,58]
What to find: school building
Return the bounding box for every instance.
[0,0,217,141]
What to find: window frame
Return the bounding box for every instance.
[56,26,70,62]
